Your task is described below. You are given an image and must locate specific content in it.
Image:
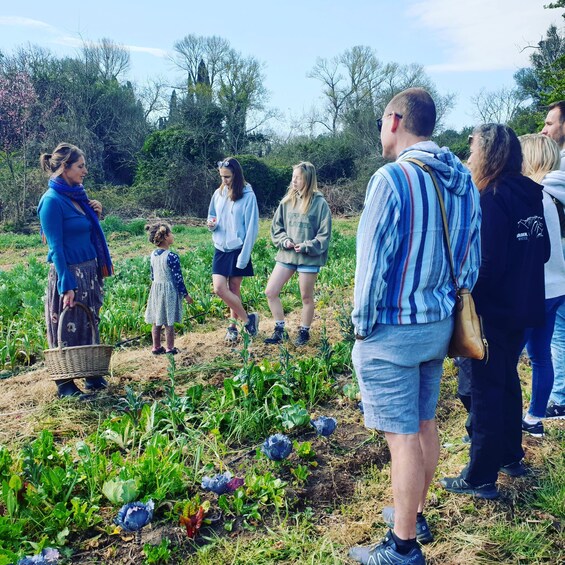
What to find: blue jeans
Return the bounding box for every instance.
[550,300,565,406]
[352,316,453,434]
[524,295,565,417]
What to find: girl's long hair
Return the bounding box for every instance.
[519,133,561,184]
[217,157,246,201]
[281,161,318,214]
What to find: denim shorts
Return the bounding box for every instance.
[352,316,453,434]
[277,261,320,274]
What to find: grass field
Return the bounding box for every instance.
[0,217,563,564]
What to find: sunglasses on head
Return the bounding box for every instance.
[377,112,403,132]
[217,160,231,168]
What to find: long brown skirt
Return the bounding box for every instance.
[45,260,104,348]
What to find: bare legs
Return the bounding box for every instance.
[265,264,295,320]
[213,274,249,325]
[152,324,176,351]
[265,265,318,326]
[385,419,439,540]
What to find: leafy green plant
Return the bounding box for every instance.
[280,403,310,431]
[143,539,172,564]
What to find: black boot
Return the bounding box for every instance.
[264,325,287,344]
[84,377,108,391]
[295,327,310,346]
[56,379,83,398]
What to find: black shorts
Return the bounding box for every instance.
[212,249,254,277]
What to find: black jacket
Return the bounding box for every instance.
[472,172,550,329]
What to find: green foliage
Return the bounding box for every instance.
[143,538,173,564]
[266,134,356,184]
[236,155,292,212]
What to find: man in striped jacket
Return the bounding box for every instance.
[349,88,481,565]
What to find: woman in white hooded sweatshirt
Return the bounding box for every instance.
[519,134,565,436]
[207,158,260,342]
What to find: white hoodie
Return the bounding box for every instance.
[539,169,565,298]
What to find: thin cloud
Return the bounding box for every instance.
[125,45,169,58]
[407,0,560,72]
[0,16,57,32]
[53,36,168,59]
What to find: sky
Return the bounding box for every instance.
[0,0,562,132]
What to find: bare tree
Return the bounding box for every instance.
[81,38,130,81]
[136,76,170,122]
[172,35,230,89]
[471,87,526,124]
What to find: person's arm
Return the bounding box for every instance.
[236,192,259,270]
[207,190,218,230]
[167,251,189,297]
[460,186,482,291]
[38,196,77,294]
[296,199,332,256]
[270,202,293,249]
[351,173,399,338]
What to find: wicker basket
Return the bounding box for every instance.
[44,302,113,380]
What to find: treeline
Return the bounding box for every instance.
[0,9,564,227]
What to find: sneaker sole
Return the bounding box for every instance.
[544,414,565,420]
[523,431,544,438]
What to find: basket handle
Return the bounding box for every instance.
[57,302,97,350]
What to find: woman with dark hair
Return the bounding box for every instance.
[207,157,259,342]
[38,142,113,397]
[441,124,549,498]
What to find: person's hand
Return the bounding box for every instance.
[88,199,102,218]
[207,217,217,230]
[185,294,194,304]
[62,290,75,309]
[284,239,294,249]
[294,243,303,253]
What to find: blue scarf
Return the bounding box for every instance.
[47,176,114,278]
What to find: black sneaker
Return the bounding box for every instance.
[349,530,425,565]
[522,419,544,437]
[545,401,565,419]
[499,460,530,477]
[295,327,310,346]
[224,327,239,343]
[264,326,288,344]
[439,475,499,499]
[382,506,434,544]
[244,313,259,337]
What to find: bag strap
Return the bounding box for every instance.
[551,195,565,239]
[403,157,459,292]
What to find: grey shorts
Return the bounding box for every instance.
[352,316,453,434]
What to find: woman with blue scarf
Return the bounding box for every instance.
[38,142,113,398]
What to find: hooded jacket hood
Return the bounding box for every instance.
[541,169,565,205]
[398,140,474,196]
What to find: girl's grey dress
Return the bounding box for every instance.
[144,249,186,326]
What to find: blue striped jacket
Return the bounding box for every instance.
[352,142,481,337]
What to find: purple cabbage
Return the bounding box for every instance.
[202,471,244,494]
[17,548,60,564]
[311,416,337,437]
[261,433,292,461]
[115,499,154,532]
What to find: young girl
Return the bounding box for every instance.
[264,161,332,346]
[208,157,260,342]
[144,223,193,355]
